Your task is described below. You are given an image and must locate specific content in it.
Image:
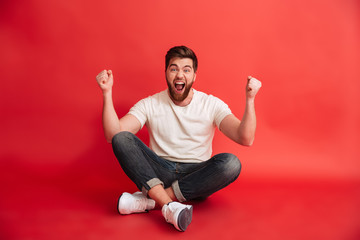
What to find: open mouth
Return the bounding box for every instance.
[174,82,185,92]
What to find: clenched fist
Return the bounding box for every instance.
[96,70,113,93]
[246,76,262,99]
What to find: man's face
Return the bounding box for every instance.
[166,57,196,102]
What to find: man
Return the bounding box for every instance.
[96,46,261,231]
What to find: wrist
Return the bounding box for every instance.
[103,89,113,98]
[246,97,255,104]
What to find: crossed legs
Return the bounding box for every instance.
[111,131,241,230]
[112,131,241,204]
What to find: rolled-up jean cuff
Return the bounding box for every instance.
[172,180,186,202]
[142,178,164,196]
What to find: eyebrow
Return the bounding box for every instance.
[169,64,193,69]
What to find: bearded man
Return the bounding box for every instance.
[96,46,262,232]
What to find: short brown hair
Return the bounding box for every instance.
[165,46,198,72]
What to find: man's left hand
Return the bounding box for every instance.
[246,76,262,99]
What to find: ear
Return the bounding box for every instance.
[193,72,197,82]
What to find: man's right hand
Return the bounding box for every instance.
[96,70,113,93]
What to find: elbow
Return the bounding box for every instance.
[105,129,125,143]
[105,132,117,144]
[237,137,254,147]
[242,141,254,147]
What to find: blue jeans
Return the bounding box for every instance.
[112,131,241,202]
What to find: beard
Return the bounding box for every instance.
[166,78,194,102]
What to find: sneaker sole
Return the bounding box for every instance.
[177,206,193,231]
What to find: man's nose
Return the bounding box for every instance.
[176,70,184,78]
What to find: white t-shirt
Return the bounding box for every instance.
[128,89,232,163]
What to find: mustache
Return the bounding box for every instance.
[166,79,194,102]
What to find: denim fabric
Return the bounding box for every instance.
[112,131,241,202]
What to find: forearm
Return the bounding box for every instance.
[220,76,261,146]
[102,90,121,143]
[238,98,256,146]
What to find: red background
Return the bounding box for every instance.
[1,0,359,239]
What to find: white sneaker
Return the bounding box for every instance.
[117,192,156,215]
[162,202,193,231]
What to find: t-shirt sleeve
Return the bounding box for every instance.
[212,96,232,128]
[128,98,148,129]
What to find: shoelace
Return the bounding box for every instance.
[132,195,149,211]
